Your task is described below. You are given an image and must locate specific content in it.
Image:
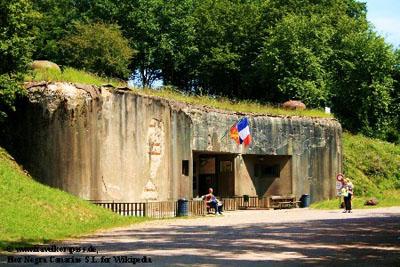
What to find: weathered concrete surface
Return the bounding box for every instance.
[2,207,399,266]
[3,82,192,202]
[2,82,342,203]
[189,109,342,202]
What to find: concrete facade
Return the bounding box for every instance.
[2,82,342,203]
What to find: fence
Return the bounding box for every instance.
[188,200,207,216]
[92,196,272,218]
[145,201,177,218]
[92,202,146,216]
[221,198,238,210]
[93,200,207,218]
[232,196,260,208]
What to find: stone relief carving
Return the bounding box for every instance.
[142,118,164,201]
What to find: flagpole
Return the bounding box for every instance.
[220,116,246,141]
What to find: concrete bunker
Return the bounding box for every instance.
[2,82,343,204]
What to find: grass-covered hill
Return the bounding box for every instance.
[0,147,147,249]
[343,133,400,195]
[312,133,400,209]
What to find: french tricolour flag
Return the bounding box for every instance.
[230,117,251,147]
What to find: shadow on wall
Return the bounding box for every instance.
[243,155,292,197]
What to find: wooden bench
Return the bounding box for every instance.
[270,195,300,209]
[206,202,224,214]
[197,197,224,214]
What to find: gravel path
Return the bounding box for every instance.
[2,207,400,266]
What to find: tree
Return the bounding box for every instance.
[253,0,396,137]
[328,20,395,137]
[157,0,198,90]
[17,0,400,140]
[112,0,164,87]
[0,0,38,121]
[60,23,135,79]
[386,49,400,143]
[31,0,81,63]
[255,13,334,107]
[192,0,261,97]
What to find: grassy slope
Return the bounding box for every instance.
[311,133,400,209]
[25,67,332,118]
[0,147,147,249]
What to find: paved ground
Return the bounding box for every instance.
[2,207,400,266]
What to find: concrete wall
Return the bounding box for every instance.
[2,82,342,203]
[3,82,192,202]
[189,108,342,202]
[238,155,292,198]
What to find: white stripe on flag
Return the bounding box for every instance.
[239,126,250,140]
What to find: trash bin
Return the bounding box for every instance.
[243,195,249,203]
[177,198,188,216]
[300,194,310,208]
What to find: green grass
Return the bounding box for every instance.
[0,147,148,249]
[25,67,126,88]
[25,67,333,118]
[311,191,400,210]
[138,87,332,118]
[312,133,400,209]
[342,133,400,196]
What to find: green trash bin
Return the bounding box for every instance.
[300,194,310,208]
[177,198,188,216]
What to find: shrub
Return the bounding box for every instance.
[60,22,135,79]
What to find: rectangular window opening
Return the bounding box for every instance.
[255,164,280,178]
[182,160,189,176]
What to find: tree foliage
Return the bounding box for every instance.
[0,0,38,121]
[60,23,135,79]
[1,0,400,140]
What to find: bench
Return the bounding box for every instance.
[270,195,300,209]
[206,202,224,214]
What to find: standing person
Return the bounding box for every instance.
[341,180,349,213]
[346,178,354,213]
[341,179,347,212]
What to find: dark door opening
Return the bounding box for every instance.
[193,152,236,197]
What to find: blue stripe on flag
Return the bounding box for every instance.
[237,117,248,132]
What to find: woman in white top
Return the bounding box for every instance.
[345,178,354,213]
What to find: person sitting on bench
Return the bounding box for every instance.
[203,188,223,215]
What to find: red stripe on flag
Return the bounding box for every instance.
[242,135,251,147]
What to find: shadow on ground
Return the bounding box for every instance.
[2,212,400,266]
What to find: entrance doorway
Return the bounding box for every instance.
[243,155,292,197]
[193,152,236,197]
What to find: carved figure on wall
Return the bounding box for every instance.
[142,118,164,200]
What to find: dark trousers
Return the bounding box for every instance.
[207,201,223,214]
[344,194,352,211]
[208,201,219,214]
